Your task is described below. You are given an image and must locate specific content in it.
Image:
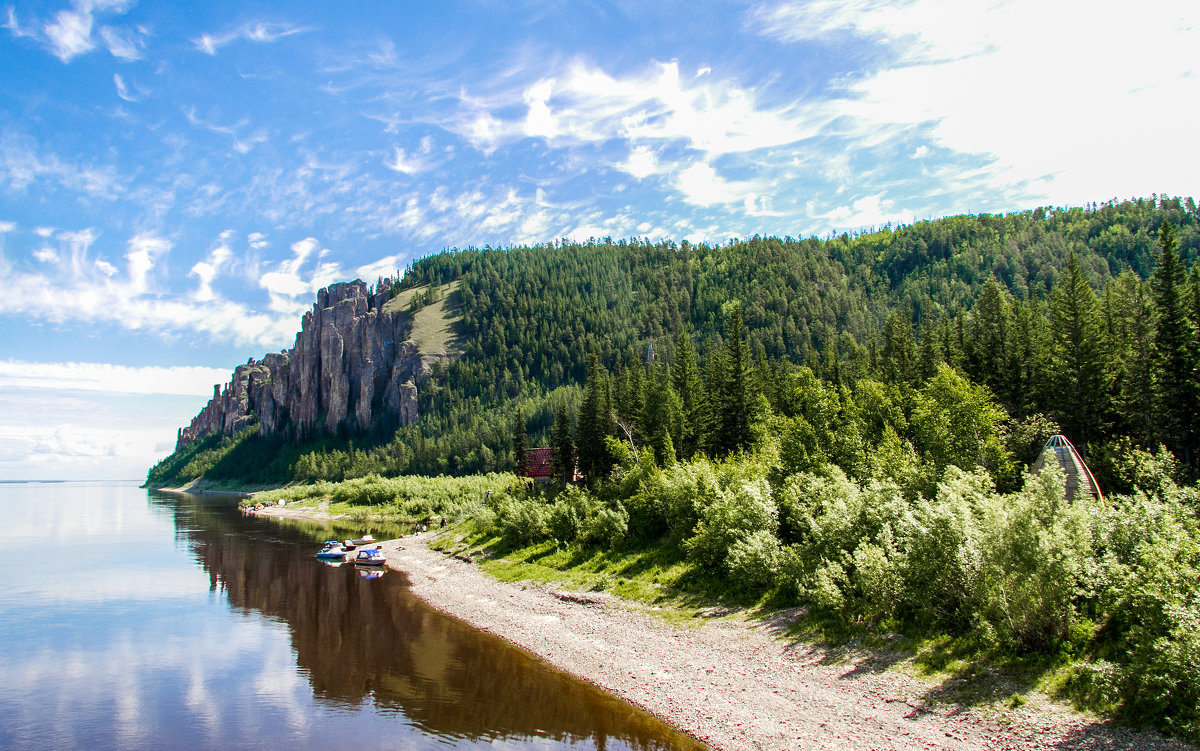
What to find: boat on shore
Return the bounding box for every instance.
[316,541,348,561]
[344,534,375,549]
[353,547,386,567]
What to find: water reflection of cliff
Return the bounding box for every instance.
[151,492,704,750]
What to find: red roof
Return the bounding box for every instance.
[522,447,554,478]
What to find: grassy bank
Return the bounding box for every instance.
[245,472,515,525]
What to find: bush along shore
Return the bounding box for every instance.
[249,453,1200,746]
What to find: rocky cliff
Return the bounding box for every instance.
[176,280,437,450]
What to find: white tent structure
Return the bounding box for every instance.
[1031,434,1103,501]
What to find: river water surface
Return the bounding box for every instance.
[0,481,704,750]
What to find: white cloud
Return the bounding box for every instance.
[36,0,137,62]
[0,360,231,397]
[454,59,826,159]
[194,21,309,55]
[0,137,124,198]
[125,232,171,295]
[821,194,914,231]
[98,24,140,60]
[675,162,759,208]
[752,0,1200,205]
[113,73,136,102]
[0,220,14,233]
[0,228,310,349]
[258,237,343,315]
[523,78,559,140]
[33,248,58,262]
[385,142,433,175]
[35,226,55,238]
[355,255,405,283]
[44,5,95,61]
[189,232,234,302]
[616,145,664,180]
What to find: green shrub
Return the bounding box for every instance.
[899,466,993,630]
[726,529,783,591]
[980,464,1093,651]
[685,477,777,568]
[547,485,596,543]
[498,497,549,546]
[585,504,629,549]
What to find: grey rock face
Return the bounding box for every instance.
[175,280,435,451]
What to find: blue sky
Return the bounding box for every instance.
[1,0,1197,480]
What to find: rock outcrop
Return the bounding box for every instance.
[175,280,435,451]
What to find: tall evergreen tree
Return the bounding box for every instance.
[577,354,617,481]
[880,309,919,387]
[1152,221,1197,477]
[671,331,707,459]
[644,366,682,465]
[1105,271,1156,444]
[1049,250,1111,455]
[710,303,755,455]
[965,278,1015,408]
[551,401,575,484]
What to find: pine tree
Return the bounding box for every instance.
[1049,250,1111,455]
[1152,221,1197,477]
[577,354,617,481]
[671,331,707,459]
[551,401,575,484]
[710,303,755,455]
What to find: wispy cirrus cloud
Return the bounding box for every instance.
[0,135,126,198]
[0,228,311,349]
[748,0,1200,205]
[7,0,143,63]
[194,21,310,55]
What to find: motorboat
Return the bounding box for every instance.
[353,547,386,567]
[315,541,348,561]
[346,534,375,547]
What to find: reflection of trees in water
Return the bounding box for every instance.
[151,493,703,750]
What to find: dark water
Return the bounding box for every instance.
[0,482,704,750]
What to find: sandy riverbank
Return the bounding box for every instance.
[256,505,1192,751]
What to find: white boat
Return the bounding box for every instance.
[346,534,375,547]
[315,541,347,561]
[353,547,386,567]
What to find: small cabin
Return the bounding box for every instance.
[519,447,581,483]
[1031,434,1103,501]
[521,447,554,482]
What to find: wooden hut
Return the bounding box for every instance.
[1031,434,1103,501]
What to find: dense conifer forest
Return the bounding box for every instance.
[151,195,1200,492]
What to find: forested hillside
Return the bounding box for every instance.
[149,196,1200,490]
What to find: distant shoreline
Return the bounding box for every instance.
[248,502,1189,751]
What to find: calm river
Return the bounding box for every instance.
[0,481,704,750]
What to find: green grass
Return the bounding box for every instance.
[382,282,463,355]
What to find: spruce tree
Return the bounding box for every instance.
[551,401,575,484]
[577,354,617,481]
[711,303,755,455]
[1152,221,1197,477]
[1049,250,1110,455]
[671,331,707,459]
